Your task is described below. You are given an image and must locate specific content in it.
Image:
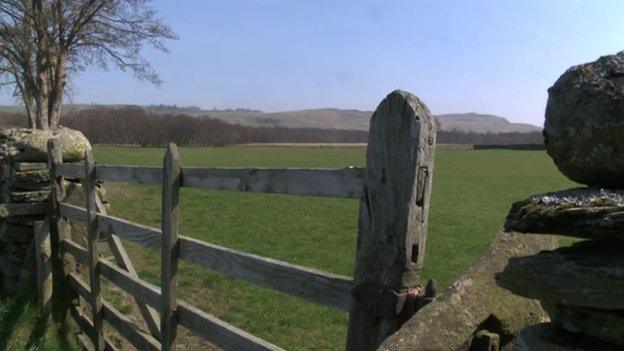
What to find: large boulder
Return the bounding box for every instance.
[379,231,557,351]
[0,127,90,162]
[544,51,624,188]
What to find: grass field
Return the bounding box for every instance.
[84,146,577,350]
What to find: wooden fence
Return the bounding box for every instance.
[35,90,436,351]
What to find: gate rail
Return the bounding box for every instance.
[52,141,361,350]
[36,90,435,351]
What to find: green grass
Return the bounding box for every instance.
[91,146,576,350]
[0,296,79,351]
[94,146,365,168]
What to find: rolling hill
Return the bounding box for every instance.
[144,107,540,133]
[201,109,541,134]
[203,108,371,130]
[435,113,541,133]
[0,104,542,134]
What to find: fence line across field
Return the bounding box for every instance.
[54,147,358,349]
[56,163,365,199]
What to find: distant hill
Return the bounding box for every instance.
[204,108,372,130]
[435,113,541,133]
[151,106,541,133]
[0,104,541,134]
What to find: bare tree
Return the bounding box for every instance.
[0,0,177,129]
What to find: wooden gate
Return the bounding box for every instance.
[35,90,436,350]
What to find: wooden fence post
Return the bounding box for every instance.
[161,143,181,351]
[34,218,52,312]
[94,194,162,339]
[85,149,105,351]
[47,138,76,315]
[346,90,437,351]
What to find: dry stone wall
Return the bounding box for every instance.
[0,128,106,297]
[498,51,624,350]
[0,160,50,295]
[501,190,624,349]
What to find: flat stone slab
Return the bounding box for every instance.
[379,231,556,351]
[505,187,624,240]
[6,180,52,191]
[13,162,47,171]
[544,303,624,346]
[497,240,624,311]
[13,169,50,183]
[512,323,620,351]
[8,189,51,203]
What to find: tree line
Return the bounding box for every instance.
[0,107,543,146]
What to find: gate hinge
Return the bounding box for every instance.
[351,279,436,322]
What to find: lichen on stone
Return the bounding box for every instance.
[0,127,91,162]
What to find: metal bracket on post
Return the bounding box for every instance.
[351,280,437,323]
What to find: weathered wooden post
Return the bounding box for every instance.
[34,218,52,312]
[46,138,77,315]
[347,90,437,350]
[161,143,181,351]
[85,149,105,350]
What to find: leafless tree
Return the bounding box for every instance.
[0,0,177,129]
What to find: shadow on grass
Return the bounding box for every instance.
[54,315,75,351]
[0,295,77,351]
[0,296,28,350]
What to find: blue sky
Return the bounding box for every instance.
[4,0,624,126]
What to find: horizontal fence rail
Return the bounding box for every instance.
[68,273,162,351]
[59,202,354,311]
[56,163,364,199]
[62,240,285,351]
[0,202,50,218]
[69,305,120,351]
[53,143,361,350]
